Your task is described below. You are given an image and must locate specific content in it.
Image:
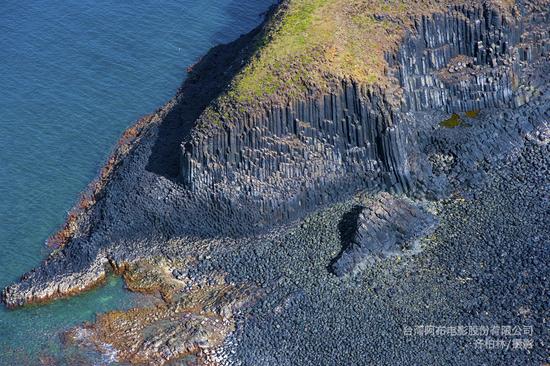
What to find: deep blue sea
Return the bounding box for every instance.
[0,1,273,363]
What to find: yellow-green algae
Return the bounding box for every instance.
[464,109,480,118]
[440,113,462,128]
[440,110,481,128]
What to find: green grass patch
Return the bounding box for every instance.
[208,0,518,122]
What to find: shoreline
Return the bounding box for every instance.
[1,0,549,364]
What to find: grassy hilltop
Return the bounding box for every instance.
[224,0,517,105]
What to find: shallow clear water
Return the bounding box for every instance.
[0,0,273,363]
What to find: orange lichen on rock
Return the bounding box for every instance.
[65,276,258,366]
[119,259,187,302]
[46,113,156,249]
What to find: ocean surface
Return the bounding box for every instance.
[0,0,274,363]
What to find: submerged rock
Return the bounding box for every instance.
[65,268,258,366]
[332,193,437,276]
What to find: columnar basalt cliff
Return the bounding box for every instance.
[394,4,524,112]
[181,84,413,229]
[178,0,547,233]
[2,2,549,356]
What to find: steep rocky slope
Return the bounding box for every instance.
[180,0,547,232]
[2,0,549,364]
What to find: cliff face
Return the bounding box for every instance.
[2,0,548,308]
[181,83,411,230]
[396,3,547,110]
[178,1,546,233]
[395,4,522,111]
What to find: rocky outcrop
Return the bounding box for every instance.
[394,4,523,112]
[64,270,259,366]
[178,1,548,235]
[331,193,438,276]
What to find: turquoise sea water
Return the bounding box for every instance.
[0,1,273,363]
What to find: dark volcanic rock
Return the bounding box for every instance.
[331,193,438,276]
[1,1,548,365]
[3,0,549,308]
[179,1,550,234]
[1,4,548,365]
